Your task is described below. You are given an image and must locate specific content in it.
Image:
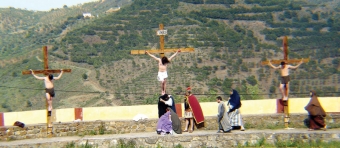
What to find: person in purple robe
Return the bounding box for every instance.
[156,108,172,135]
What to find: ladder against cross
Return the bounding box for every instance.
[22,46,71,136]
[261,36,309,129]
[130,24,195,57]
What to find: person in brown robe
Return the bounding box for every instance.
[304,90,327,131]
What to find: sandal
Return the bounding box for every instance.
[183,130,188,132]
[189,130,193,133]
[308,129,314,131]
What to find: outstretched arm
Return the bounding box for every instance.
[30,69,45,80]
[289,60,303,69]
[54,70,64,80]
[268,61,280,69]
[145,51,161,61]
[168,49,181,61]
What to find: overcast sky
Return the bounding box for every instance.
[0,0,98,11]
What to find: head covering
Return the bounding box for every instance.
[161,94,169,101]
[305,90,326,117]
[228,89,241,111]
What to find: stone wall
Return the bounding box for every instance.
[1,113,339,141]
[1,130,340,148]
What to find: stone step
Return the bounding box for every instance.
[0,129,339,148]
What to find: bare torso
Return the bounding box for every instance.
[158,61,167,72]
[280,65,291,76]
[44,77,54,89]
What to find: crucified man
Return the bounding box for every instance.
[268,60,303,100]
[30,69,63,116]
[145,49,181,95]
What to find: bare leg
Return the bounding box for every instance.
[184,119,189,131]
[163,79,167,94]
[160,81,164,95]
[279,83,285,99]
[285,82,290,100]
[189,118,194,133]
[45,93,52,111]
[46,93,53,128]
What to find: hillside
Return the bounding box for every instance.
[0,0,340,112]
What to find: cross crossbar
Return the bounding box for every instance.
[131,48,194,55]
[130,24,194,57]
[22,46,71,75]
[261,36,309,65]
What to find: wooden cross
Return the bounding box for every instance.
[261,36,309,65]
[261,36,309,129]
[130,24,194,57]
[22,46,71,136]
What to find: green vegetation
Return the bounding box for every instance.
[240,137,340,148]
[1,0,340,110]
[65,139,340,148]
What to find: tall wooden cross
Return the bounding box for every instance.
[130,24,194,57]
[22,46,71,136]
[261,36,309,65]
[261,36,309,129]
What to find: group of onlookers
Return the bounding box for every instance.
[156,89,327,135]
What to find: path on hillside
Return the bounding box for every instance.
[56,61,118,106]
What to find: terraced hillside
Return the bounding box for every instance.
[0,0,340,112]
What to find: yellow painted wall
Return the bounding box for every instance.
[83,105,159,121]
[238,99,277,114]
[200,102,219,116]
[3,97,339,126]
[289,97,340,114]
[4,110,46,126]
[55,108,75,122]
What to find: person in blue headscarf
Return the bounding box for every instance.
[227,89,245,131]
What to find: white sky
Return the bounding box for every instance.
[0,0,98,11]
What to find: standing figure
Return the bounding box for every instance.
[268,60,303,100]
[158,94,176,118]
[146,49,181,95]
[216,96,232,133]
[30,69,63,116]
[227,89,245,131]
[305,90,327,131]
[183,87,205,133]
[183,95,194,133]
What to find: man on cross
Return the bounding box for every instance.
[146,49,181,95]
[30,69,64,116]
[268,60,303,100]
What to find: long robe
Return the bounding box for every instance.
[218,101,232,132]
[158,95,176,118]
[169,95,177,113]
[169,108,182,134]
[228,89,244,127]
[188,94,204,124]
[305,90,326,129]
[156,111,172,134]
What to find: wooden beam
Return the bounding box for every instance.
[131,24,194,57]
[283,36,288,61]
[131,48,194,55]
[159,24,165,58]
[22,69,72,75]
[43,46,49,70]
[261,58,309,65]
